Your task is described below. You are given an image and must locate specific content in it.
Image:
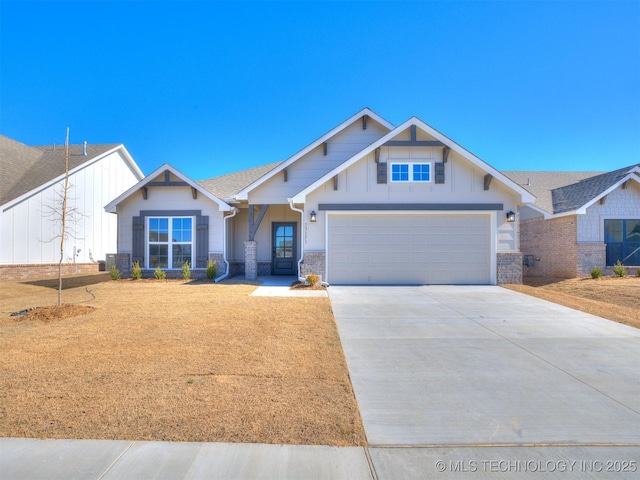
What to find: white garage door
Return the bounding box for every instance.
[327,213,492,285]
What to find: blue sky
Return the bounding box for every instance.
[1,1,638,180]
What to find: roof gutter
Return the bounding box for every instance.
[288,198,305,281]
[214,207,238,283]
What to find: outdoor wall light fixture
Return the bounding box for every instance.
[506,211,516,223]
[310,211,317,223]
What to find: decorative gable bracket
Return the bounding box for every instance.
[484,174,493,191]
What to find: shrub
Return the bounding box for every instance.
[637,268,640,277]
[181,261,191,280]
[154,266,166,280]
[131,261,142,280]
[612,260,627,277]
[206,259,217,280]
[306,274,320,286]
[109,265,121,280]
[590,266,603,279]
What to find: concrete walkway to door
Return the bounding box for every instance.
[329,285,640,478]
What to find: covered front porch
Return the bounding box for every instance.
[227,203,307,280]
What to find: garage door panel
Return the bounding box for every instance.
[328,214,491,285]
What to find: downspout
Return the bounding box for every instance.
[214,207,238,283]
[288,199,305,281]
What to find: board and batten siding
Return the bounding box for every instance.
[247,119,389,204]
[0,150,140,264]
[303,149,521,253]
[115,185,226,266]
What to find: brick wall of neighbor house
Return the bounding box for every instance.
[497,253,523,284]
[577,244,607,276]
[300,252,326,280]
[520,216,578,277]
[0,263,100,281]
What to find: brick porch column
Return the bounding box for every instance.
[244,241,258,280]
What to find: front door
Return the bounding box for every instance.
[272,223,297,275]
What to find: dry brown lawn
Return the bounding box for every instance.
[504,275,640,329]
[0,274,365,446]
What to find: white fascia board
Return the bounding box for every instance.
[234,108,395,201]
[292,116,537,204]
[114,144,145,180]
[2,145,138,213]
[104,163,233,213]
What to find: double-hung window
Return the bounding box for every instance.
[148,217,194,269]
[604,219,640,266]
[390,162,432,183]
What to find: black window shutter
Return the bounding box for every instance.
[435,163,445,184]
[377,162,387,184]
[196,215,209,268]
[132,216,144,264]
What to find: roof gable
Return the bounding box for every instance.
[291,117,536,203]
[506,164,640,216]
[1,135,144,209]
[105,163,233,213]
[233,108,394,200]
[553,164,640,214]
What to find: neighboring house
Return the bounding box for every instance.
[106,108,534,285]
[505,164,640,277]
[0,135,144,280]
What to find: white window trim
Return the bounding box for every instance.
[389,161,433,183]
[146,216,195,269]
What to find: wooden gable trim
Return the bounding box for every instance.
[383,124,445,147]
[146,169,189,187]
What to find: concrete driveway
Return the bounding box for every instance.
[329,285,640,477]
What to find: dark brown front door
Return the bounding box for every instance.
[272,223,297,275]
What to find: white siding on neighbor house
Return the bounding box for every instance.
[228,205,301,263]
[115,184,226,261]
[578,182,640,242]
[303,149,520,253]
[247,120,389,204]
[0,151,140,264]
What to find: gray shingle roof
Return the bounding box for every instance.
[504,164,640,214]
[1,134,120,206]
[197,161,283,200]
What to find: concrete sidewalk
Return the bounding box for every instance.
[0,439,372,480]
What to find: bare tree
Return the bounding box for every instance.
[57,128,70,305]
[40,128,85,305]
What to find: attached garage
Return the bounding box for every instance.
[327,213,493,285]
